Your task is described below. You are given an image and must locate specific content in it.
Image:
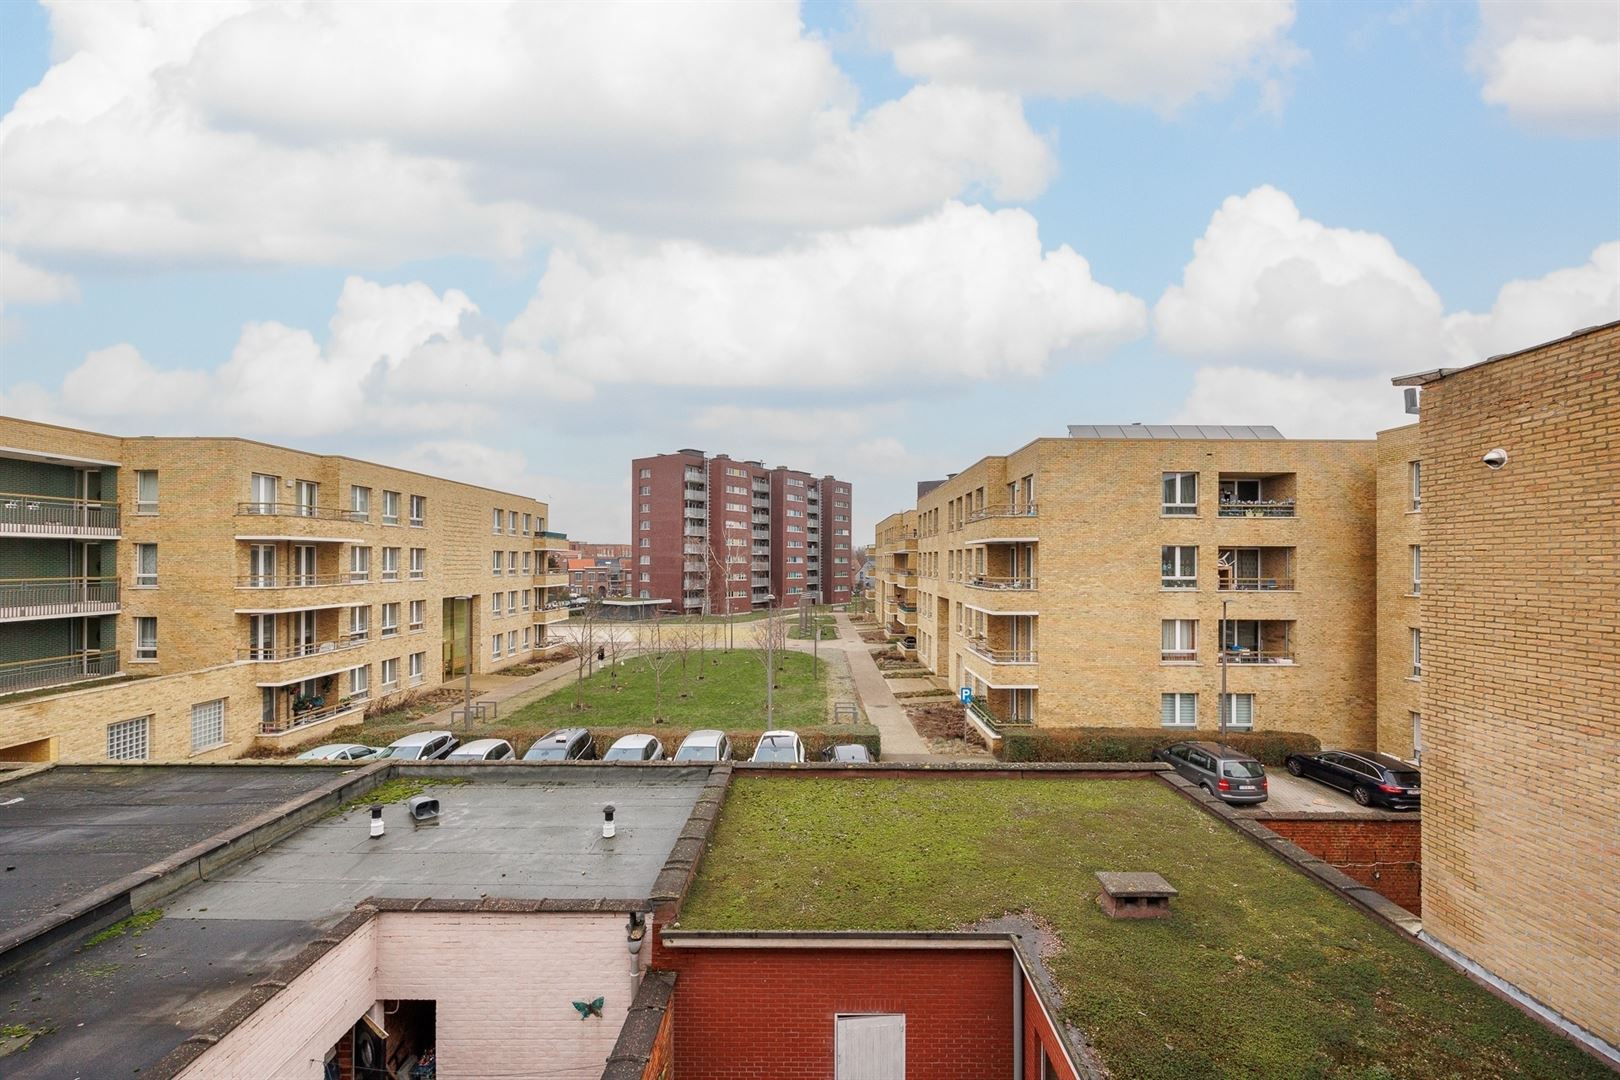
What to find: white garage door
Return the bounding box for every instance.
[835,1013,905,1080]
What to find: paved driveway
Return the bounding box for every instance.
[1241,771,1417,819]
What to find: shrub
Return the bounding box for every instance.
[997,727,1320,766]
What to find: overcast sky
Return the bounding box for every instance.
[1,0,1616,542]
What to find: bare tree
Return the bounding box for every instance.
[644,611,679,723]
[670,624,699,697]
[572,599,602,711]
[603,623,631,691]
[749,604,788,726]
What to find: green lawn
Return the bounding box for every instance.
[506,648,824,730]
[681,777,1608,1080]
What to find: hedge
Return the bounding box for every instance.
[997,727,1320,766]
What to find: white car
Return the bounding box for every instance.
[295,743,383,762]
[750,730,805,764]
[447,738,514,762]
[674,729,731,762]
[603,734,665,762]
[378,730,460,760]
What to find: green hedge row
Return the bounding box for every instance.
[997,728,1320,766]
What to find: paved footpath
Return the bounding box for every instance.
[794,613,934,760]
[413,654,593,731]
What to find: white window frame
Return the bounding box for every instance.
[349,665,370,698]
[1161,692,1197,728]
[1161,619,1198,662]
[409,651,425,685]
[349,546,371,583]
[107,715,150,760]
[135,542,158,587]
[135,470,159,514]
[409,494,426,527]
[1162,472,1198,516]
[381,602,399,637]
[380,657,399,690]
[1409,461,1422,511]
[1219,692,1254,731]
[410,547,425,579]
[1161,545,1198,589]
[381,547,399,581]
[1411,628,1422,678]
[492,633,504,659]
[1410,545,1421,594]
[382,489,401,525]
[349,605,370,640]
[190,698,226,752]
[350,485,370,519]
[134,616,158,660]
[409,599,425,631]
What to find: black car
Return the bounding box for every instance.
[522,727,597,762]
[1284,749,1421,809]
[1154,741,1268,803]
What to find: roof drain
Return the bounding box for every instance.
[603,805,616,839]
[369,805,384,839]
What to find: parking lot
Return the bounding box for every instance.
[1240,770,1418,819]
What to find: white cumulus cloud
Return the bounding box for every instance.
[861,0,1301,112]
[1442,241,1620,359]
[1471,0,1620,137]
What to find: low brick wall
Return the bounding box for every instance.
[1263,818,1421,915]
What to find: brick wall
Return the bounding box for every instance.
[1373,423,1423,760]
[658,945,1014,1078]
[1413,322,1620,1047]
[1263,818,1422,915]
[1022,978,1080,1080]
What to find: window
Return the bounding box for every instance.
[381,602,400,637]
[381,657,399,690]
[349,546,371,583]
[639,468,652,478]
[639,520,650,531]
[409,494,426,526]
[1411,712,1423,763]
[523,626,531,649]
[640,485,651,496]
[1411,628,1422,677]
[493,551,504,576]
[492,593,502,616]
[410,547,425,579]
[381,547,400,581]
[1161,619,1198,662]
[350,485,370,519]
[1161,693,1197,727]
[135,543,158,587]
[507,629,517,654]
[509,510,519,533]
[350,605,371,639]
[107,716,150,760]
[523,551,532,575]
[1161,546,1197,589]
[135,617,157,660]
[382,490,401,525]
[1410,546,1421,594]
[1409,461,1422,510]
[492,634,504,659]
[1162,472,1198,515]
[640,555,651,565]
[640,538,651,548]
[409,651,425,685]
[641,572,651,582]
[493,507,504,533]
[295,479,319,516]
[522,589,531,612]
[1219,693,1254,730]
[508,590,517,614]
[190,699,225,752]
[250,473,279,514]
[508,551,518,573]
[349,665,369,697]
[523,513,531,534]
[135,470,159,514]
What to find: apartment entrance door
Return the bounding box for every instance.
[442,596,470,679]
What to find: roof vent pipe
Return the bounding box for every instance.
[603,805,616,839]
[369,805,385,839]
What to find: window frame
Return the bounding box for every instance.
[1162,471,1198,516]
[107,715,150,760]
[1160,692,1197,728]
[190,698,226,753]
[134,616,158,660]
[135,470,159,515]
[1161,545,1198,589]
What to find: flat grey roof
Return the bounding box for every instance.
[0,766,711,1079]
[1067,424,1286,440]
[0,765,346,939]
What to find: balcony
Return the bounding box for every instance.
[235,501,365,522]
[238,633,370,663]
[897,604,917,627]
[0,493,120,538]
[236,573,354,590]
[0,577,120,621]
[1217,475,1297,518]
[684,543,705,555]
[0,650,121,695]
[684,526,706,538]
[965,574,1035,592]
[258,696,366,737]
[1217,548,1296,591]
[964,638,1037,665]
[961,508,1039,546]
[1217,619,1296,665]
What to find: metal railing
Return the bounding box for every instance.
[1218,577,1295,591]
[964,503,1038,524]
[260,696,367,735]
[1217,648,1295,664]
[965,694,1034,731]
[0,577,121,618]
[235,573,352,589]
[234,501,362,521]
[0,650,121,694]
[238,632,370,662]
[1160,649,1197,663]
[965,575,1037,591]
[965,639,1037,664]
[0,492,120,536]
[1218,500,1296,518]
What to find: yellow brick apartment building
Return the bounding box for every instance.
[877,425,1384,746]
[0,417,570,762]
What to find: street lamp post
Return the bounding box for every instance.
[456,595,474,728]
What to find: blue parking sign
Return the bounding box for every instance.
[959,686,972,703]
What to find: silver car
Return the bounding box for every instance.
[1155,741,1268,803]
[674,730,731,762]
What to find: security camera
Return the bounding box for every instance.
[1482,448,1508,470]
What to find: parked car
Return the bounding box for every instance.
[522,727,597,762]
[603,734,665,762]
[378,730,460,761]
[295,743,384,762]
[901,636,917,650]
[674,729,731,762]
[822,743,873,764]
[751,730,806,764]
[447,738,514,762]
[1285,749,1422,809]
[1154,741,1268,803]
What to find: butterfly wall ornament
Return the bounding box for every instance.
[572,996,604,1020]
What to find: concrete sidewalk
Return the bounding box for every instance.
[820,613,934,760]
[414,653,586,730]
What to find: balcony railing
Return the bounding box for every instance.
[0,493,120,537]
[965,575,1036,591]
[965,639,1037,664]
[235,501,363,521]
[964,504,1038,524]
[238,632,370,662]
[1217,577,1295,591]
[236,573,352,589]
[1217,648,1294,664]
[0,649,121,694]
[259,696,366,735]
[1218,500,1296,518]
[965,694,1034,732]
[0,577,121,619]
